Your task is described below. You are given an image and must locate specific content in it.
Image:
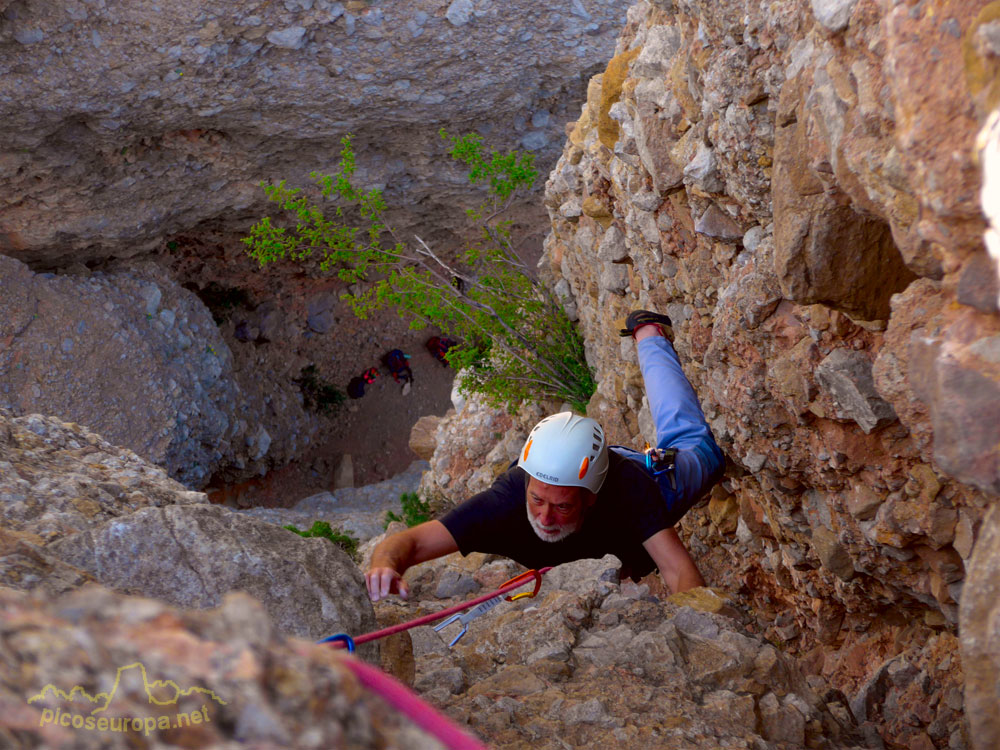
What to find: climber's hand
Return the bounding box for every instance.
[366,567,409,602]
[365,521,458,602]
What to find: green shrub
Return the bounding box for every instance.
[384,492,431,528]
[284,521,359,560]
[295,364,346,413]
[244,131,595,412]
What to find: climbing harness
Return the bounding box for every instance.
[643,443,677,490]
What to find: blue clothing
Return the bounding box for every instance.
[611,335,724,524]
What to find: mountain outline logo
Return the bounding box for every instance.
[28,661,227,716]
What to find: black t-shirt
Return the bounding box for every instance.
[439,451,671,579]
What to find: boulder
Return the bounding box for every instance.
[408,415,441,461]
[0,410,203,542]
[960,504,1000,750]
[0,256,304,488]
[48,504,379,661]
[1,586,447,748]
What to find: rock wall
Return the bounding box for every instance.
[0,254,313,487]
[0,0,629,267]
[959,109,1000,750]
[372,551,871,749]
[415,2,1000,748]
[0,409,379,661]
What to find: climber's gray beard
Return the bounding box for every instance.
[526,503,582,543]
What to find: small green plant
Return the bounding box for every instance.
[284,521,359,560]
[244,130,595,412]
[295,364,346,413]
[384,492,431,528]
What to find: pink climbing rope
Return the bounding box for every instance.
[335,566,553,648]
[322,567,553,749]
[339,657,488,750]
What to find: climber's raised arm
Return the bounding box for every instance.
[366,520,458,602]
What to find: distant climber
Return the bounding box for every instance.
[425,336,457,367]
[383,349,413,384]
[366,310,725,601]
[346,366,379,399]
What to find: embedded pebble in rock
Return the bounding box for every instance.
[811,0,859,33]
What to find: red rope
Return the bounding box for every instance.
[340,657,488,750]
[321,568,553,748]
[332,567,552,648]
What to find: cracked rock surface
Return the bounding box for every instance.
[0,0,629,266]
[48,503,379,662]
[372,552,869,750]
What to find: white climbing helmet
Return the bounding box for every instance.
[517,412,609,494]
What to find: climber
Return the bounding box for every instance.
[346,366,379,399]
[425,335,457,367]
[384,349,413,384]
[366,310,724,601]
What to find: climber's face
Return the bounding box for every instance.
[525,477,594,542]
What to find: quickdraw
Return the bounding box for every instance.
[319,567,549,651]
[433,569,543,646]
[316,570,551,750]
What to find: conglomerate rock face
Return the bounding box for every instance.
[0,410,378,663]
[959,99,1000,750]
[0,408,201,598]
[0,254,314,487]
[372,552,870,749]
[1,587,446,750]
[0,0,629,267]
[416,1,1000,748]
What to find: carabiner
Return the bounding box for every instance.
[318,633,356,652]
[501,569,542,602]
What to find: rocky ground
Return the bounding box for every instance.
[153,230,460,495]
[1,587,448,750]
[368,549,873,750]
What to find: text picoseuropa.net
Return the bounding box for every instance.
[39,705,212,736]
